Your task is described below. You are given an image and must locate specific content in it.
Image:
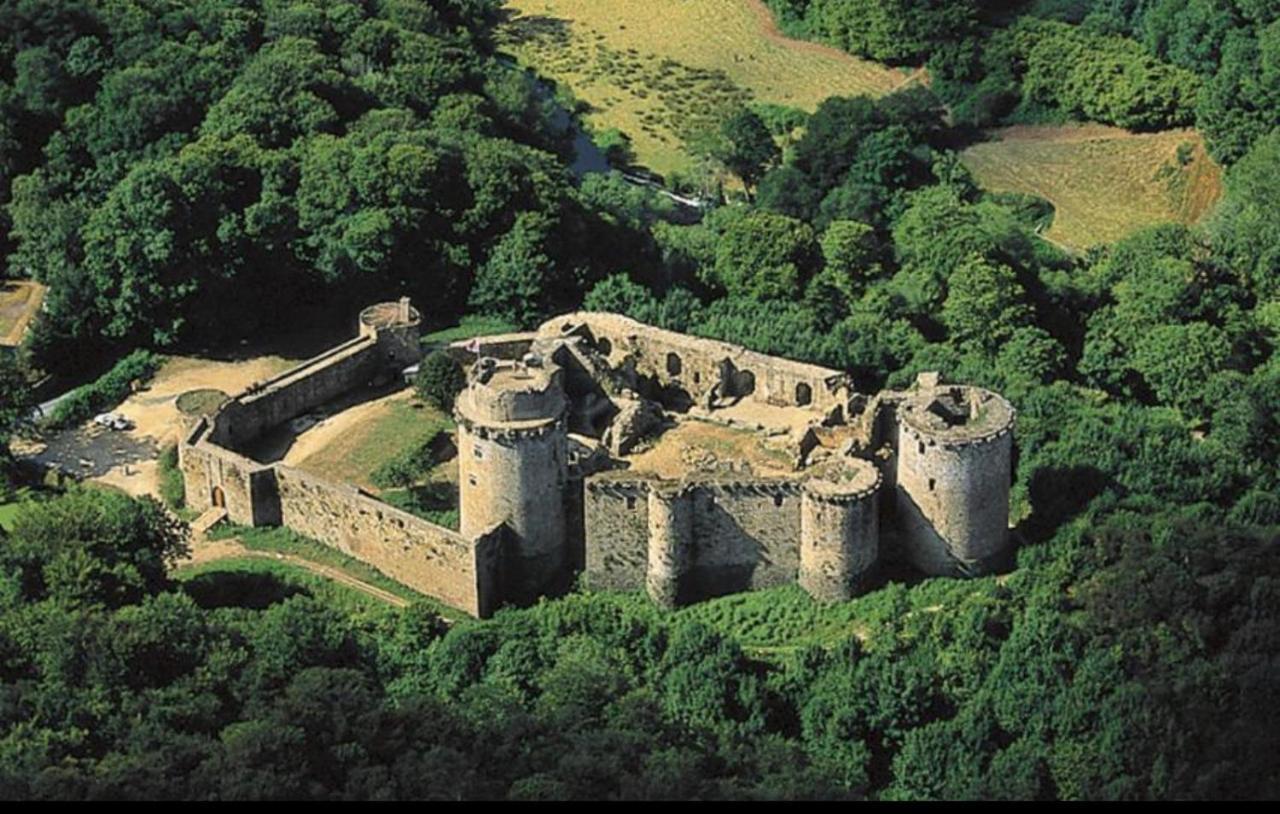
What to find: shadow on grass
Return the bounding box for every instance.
[183,570,309,610]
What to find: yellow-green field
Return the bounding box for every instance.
[500,0,910,177]
[959,125,1224,251]
[0,280,45,347]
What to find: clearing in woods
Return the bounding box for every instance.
[0,280,45,347]
[499,0,908,177]
[959,125,1224,251]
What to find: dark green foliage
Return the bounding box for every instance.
[1,0,1278,802]
[43,350,161,430]
[157,444,184,511]
[1,0,632,375]
[713,108,780,195]
[0,351,32,465]
[413,351,466,413]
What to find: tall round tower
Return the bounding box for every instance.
[799,460,882,601]
[895,384,1015,576]
[456,357,569,604]
[646,484,694,608]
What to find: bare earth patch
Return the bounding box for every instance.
[18,354,300,499]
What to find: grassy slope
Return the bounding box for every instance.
[176,556,404,618]
[500,0,907,177]
[293,398,454,491]
[960,125,1224,250]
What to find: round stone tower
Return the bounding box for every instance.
[646,484,694,608]
[455,357,569,604]
[895,384,1015,576]
[799,459,882,602]
[359,297,423,368]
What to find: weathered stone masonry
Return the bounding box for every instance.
[181,304,1017,617]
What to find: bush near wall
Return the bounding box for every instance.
[43,350,162,431]
[158,443,184,510]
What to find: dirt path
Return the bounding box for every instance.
[179,534,411,609]
[18,354,300,499]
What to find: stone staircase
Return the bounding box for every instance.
[191,506,227,536]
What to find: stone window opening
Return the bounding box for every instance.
[773,493,784,507]
[666,352,682,376]
[918,441,926,455]
[469,475,478,486]
[598,337,612,356]
[928,478,936,492]
[626,496,636,510]
[795,382,812,406]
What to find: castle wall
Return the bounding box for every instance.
[179,421,279,526]
[458,417,568,603]
[274,465,496,617]
[582,480,650,592]
[687,482,803,598]
[444,332,537,364]
[209,336,381,451]
[538,313,851,415]
[896,425,1013,576]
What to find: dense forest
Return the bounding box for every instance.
[0,0,1278,801]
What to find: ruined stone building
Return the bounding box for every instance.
[180,303,1016,617]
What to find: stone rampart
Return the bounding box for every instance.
[209,335,381,451]
[274,465,500,617]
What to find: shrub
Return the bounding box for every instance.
[414,351,466,412]
[44,350,162,430]
[158,444,184,510]
[371,429,446,489]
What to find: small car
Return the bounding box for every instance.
[92,412,134,431]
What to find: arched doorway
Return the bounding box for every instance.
[211,486,226,509]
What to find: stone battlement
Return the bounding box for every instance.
[180,304,1017,617]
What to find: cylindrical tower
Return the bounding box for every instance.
[895,385,1015,576]
[646,484,693,608]
[359,298,423,368]
[799,460,882,602]
[456,358,569,604]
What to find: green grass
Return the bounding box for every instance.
[500,0,906,178]
[204,523,462,617]
[422,315,522,347]
[0,502,20,532]
[294,398,455,491]
[381,484,460,530]
[176,557,402,618]
[672,584,871,652]
[959,124,1223,251]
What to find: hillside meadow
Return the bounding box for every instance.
[959,125,1223,251]
[500,0,910,177]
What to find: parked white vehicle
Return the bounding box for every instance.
[92,412,134,431]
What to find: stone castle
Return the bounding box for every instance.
[180,301,1016,617]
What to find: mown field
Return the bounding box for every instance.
[0,280,44,347]
[959,125,1224,250]
[500,0,909,177]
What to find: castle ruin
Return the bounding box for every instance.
[180,303,1016,617]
